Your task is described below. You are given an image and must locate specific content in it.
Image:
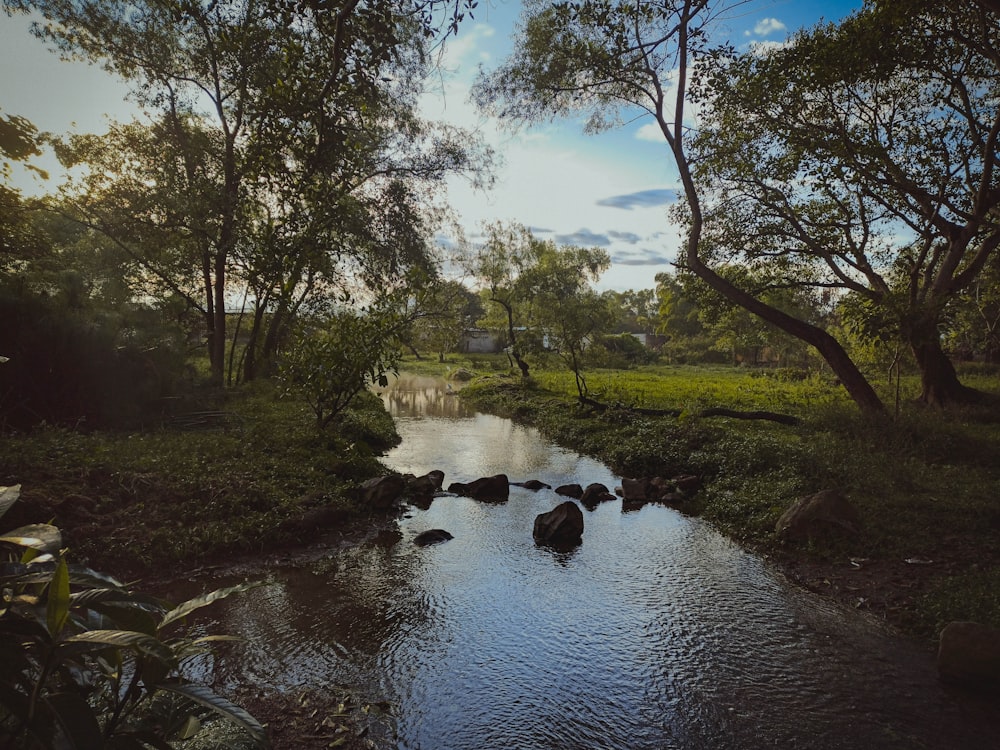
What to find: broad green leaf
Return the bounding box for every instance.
[46,557,71,636]
[67,566,127,590]
[0,484,21,520]
[1,523,62,553]
[155,682,270,748]
[62,629,176,668]
[158,581,260,631]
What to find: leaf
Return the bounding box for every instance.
[156,682,270,748]
[46,557,71,636]
[61,629,176,668]
[0,484,21,520]
[67,566,127,591]
[1,523,62,554]
[47,692,104,749]
[158,581,260,631]
[173,714,202,741]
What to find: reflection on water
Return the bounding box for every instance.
[178,375,1000,749]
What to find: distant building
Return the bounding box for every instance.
[460,328,504,353]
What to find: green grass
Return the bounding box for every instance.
[0,383,400,576]
[461,364,1000,639]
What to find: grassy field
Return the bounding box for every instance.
[436,356,1000,641]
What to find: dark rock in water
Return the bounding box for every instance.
[621,477,651,502]
[447,474,509,502]
[937,621,1000,686]
[413,529,454,547]
[775,489,861,542]
[408,470,445,495]
[512,479,551,491]
[580,482,616,510]
[555,483,584,499]
[359,475,407,511]
[533,501,584,547]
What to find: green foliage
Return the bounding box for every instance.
[280,309,402,430]
[0,287,188,430]
[0,484,269,748]
[588,333,659,369]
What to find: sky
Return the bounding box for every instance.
[1,1,861,292]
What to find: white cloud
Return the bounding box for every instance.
[745,17,787,37]
[635,122,664,142]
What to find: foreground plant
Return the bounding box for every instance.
[0,484,268,749]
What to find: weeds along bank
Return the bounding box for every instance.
[458,365,1000,642]
[0,386,402,579]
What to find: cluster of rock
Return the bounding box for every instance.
[354,469,706,552]
[359,473,1000,688]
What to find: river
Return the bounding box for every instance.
[179,375,999,749]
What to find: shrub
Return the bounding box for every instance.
[0,484,268,748]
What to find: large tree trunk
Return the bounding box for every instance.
[907,320,982,405]
[687,253,886,413]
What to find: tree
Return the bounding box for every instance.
[689,0,1000,404]
[474,0,891,413]
[10,0,488,385]
[403,277,484,361]
[603,288,657,334]
[518,239,611,398]
[466,222,536,377]
[279,306,403,430]
[466,222,610,380]
[0,110,46,268]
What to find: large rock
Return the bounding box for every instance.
[555,483,584,499]
[447,474,509,502]
[774,489,861,542]
[937,621,1000,686]
[408,470,445,497]
[359,475,406,512]
[533,501,584,547]
[621,478,651,502]
[580,482,616,510]
[413,529,454,547]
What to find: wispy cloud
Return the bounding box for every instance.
[597,189,678,210]
[608,230,642,244]
[609,249,672,266]
[554,228,611,246]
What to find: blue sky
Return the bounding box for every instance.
[1,1,861,291]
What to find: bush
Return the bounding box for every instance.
[0,484,267,748]
[0,290,188,430]
[587,333,659,368]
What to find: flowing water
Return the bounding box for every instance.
[181,375,999,749]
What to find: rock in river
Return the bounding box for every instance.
[414,529,454,547]
[533,501,584,547]
[448,474,510,502]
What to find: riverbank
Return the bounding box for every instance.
[0,384,403,580]
[456,366,1000,643]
